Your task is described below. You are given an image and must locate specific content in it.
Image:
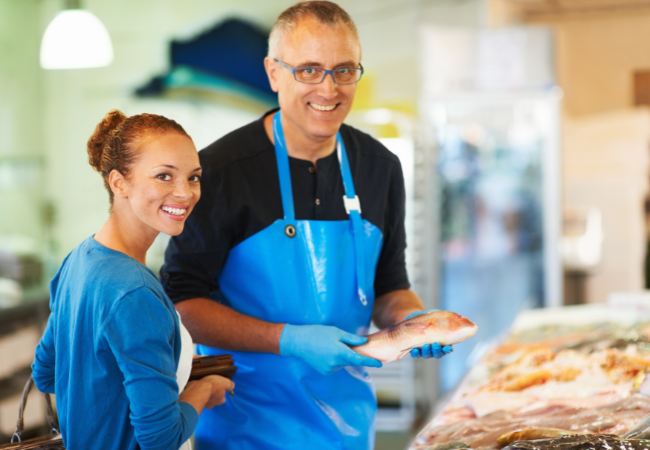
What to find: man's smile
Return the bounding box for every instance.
[308,102,339,112]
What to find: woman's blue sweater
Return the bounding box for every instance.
[32,236,198,450]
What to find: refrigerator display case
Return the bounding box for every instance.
[424,91,562,393]
[417,25,562,396]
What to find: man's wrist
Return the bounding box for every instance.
[278,324,296,357]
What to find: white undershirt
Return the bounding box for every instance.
[176,312,194,450]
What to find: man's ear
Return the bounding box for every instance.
[108,169,127,199]
[264,56,280,93]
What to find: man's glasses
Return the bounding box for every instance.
[274,59,364,85]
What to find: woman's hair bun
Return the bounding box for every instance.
[87,109,127,173]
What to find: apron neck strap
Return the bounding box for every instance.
[336,134,361,214]
[272,112,296,221]
[336,135,356,199]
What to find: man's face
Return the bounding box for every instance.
[265,16,361,144]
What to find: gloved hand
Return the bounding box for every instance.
[279,324,383,375]
[405,310,454,359]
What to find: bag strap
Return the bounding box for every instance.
[12,375,60,444]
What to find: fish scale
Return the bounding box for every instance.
[350,311,478,363]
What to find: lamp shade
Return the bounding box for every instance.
[40,9,113,69]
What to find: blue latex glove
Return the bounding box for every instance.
[279,324,383,375]
[405,309,454,359]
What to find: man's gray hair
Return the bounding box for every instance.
[267,1,360,60]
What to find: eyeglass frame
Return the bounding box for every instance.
[273,58,364,85]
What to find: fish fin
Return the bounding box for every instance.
[397,348,414,360]
[399,342,435,359]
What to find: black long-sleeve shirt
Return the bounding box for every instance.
[161,109,410,303]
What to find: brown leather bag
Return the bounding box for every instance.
[189,354,237,381]
[0,375,64,449]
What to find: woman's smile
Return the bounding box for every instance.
[161,204,189,221]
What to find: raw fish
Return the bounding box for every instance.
[350,311,478,363]
[411,395,650,450]
[497,428,575,446]
[623,412,650,439]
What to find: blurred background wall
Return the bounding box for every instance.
[0,1,43,241]
[490,0,650,303]
[491,0,650,117]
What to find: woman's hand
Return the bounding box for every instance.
[203,375,235,408]
[179,376,235,416]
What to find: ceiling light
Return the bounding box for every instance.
[40,0,113,70]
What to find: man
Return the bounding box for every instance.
[162,2,451,449]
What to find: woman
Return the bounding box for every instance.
[31,110,233,450]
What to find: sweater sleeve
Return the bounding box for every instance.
[102,287,198,450]
[32,260,67,394]
[32,313,56,394]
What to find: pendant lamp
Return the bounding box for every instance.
[40,0,113,69]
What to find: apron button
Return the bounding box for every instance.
[284,224,297,238]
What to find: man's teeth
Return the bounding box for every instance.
[162,206,186,216]
[309,103,337,111]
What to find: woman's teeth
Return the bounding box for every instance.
[309,103,337,111]
[162,206,186,216]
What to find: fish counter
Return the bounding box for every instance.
[409,304,650,450]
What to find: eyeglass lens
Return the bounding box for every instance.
[294,68,362,84]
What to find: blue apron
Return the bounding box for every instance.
[194,112,384,450]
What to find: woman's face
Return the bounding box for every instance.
[122,132,201,236]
